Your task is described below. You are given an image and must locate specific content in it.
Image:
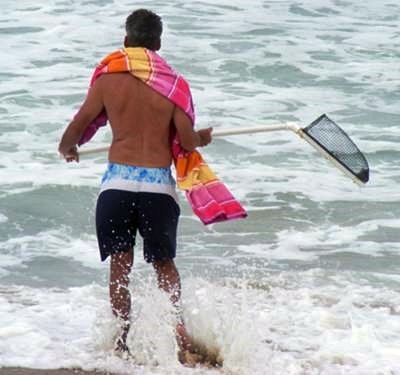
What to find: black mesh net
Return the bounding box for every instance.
[302,114,369,184]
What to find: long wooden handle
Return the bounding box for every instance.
[78,122,301,156]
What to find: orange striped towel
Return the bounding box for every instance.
[78,47,247,224]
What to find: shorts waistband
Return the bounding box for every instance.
[100,163,178,201]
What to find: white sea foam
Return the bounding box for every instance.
[236,218,400,264]
[0,230,101,270]
[1,272,400,374]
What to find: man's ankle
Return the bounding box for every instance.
[176,322,195,352]
[115,335,130,355]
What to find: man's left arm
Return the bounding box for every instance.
[58,78,104,162]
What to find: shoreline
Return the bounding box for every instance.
[0,369,117,375]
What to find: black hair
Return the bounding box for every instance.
[125,9,162,50]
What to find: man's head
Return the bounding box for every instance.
[125,9,163,51]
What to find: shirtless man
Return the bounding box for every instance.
[58,9,212,357]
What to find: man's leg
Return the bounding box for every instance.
[110,249,133,352]
[152,259,194,352]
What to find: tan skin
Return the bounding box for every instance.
[58,41,212,358]
[58,74,212,164]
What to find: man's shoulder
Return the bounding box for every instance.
[98,72,131,81]
[96,72,138,88]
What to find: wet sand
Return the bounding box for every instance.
[0,369,116,375]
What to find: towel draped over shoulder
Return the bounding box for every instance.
[78,47,247,225]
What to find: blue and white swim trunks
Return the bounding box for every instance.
[100,162,178,202]
[96,163,180,262]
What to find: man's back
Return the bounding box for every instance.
[98,73,175,168]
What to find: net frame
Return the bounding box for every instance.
[300,114,369,185]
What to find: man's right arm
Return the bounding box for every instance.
[58,78,104,161]
[173,106,212,151]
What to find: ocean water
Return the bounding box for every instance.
[0,0,399,374]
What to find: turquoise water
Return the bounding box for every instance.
[0,1,399,374]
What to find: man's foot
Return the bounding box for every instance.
[176,323,206,366]
[114,337,133,360]
[178,350,206,367]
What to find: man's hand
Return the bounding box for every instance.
[197,127,213,147]
[60,146,79,163]
[173,106,213,151]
